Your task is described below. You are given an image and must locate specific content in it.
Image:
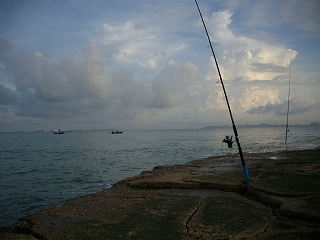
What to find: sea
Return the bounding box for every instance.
[1,125,319,227]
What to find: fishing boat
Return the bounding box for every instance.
[111,130,123,134]
[53,129,64,134]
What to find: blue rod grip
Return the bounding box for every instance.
[242,165,249,181]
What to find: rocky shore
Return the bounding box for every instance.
[1,149,319,239]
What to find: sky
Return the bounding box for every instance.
[0,0,319,131]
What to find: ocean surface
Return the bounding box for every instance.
[1,125,319,227]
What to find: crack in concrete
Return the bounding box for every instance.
[185,197,203,238]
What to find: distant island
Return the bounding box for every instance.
[202,122,320,130]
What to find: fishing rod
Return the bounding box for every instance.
[194,0,249,180]
[285,62,291,149]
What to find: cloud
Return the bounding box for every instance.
[237,86,280,111]
[0,39,199,122]
[99,5,198,71]
[243,0,320,37]
[247,97,320,116]
[0,1,319,130]
[1,43,111,103]
[151,60,198,108]
[0,41,113,119]
[100,19,174,70]
[191,10,310,122]
[250,63,287,73]
[205,10,297,82]
[0,84,17,105]
[0,38,14,54]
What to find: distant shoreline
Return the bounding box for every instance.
[1,122,319,133]
[202,122,320,129]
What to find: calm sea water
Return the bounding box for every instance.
[1,125,319,227]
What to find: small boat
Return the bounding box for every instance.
[53,129,64,134]
[111,130,123,134]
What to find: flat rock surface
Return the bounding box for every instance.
[1,149,320,239]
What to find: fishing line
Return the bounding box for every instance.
[285,61,291,148]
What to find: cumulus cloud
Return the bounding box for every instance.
[0,41,122,119]
[237,86,280,111]
[192,9,319,127]
[100,20,167,69]
[205,10,297,82]
[151,60,198,108]
[247,97,320,116]
[0,39,198,122]
[100,15,193,71]
[1,43,110,103]
[0,2,318,130]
